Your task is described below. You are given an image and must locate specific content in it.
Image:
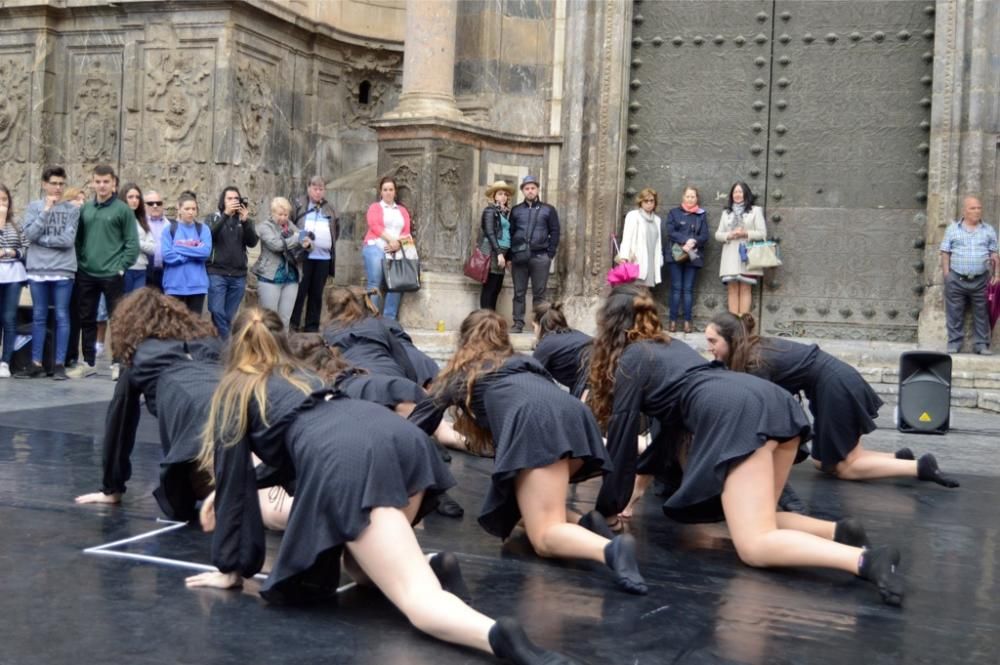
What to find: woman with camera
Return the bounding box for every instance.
[253,197,312,330]
[205,186,258,337]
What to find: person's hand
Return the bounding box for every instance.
[44,195,59,212]
[302,238,313,250]
[184,570,242,589]
[387,239,401,253]
[497,254,506,269]
[238,205,249,222]
[683,239,696,251]
[199,491,216,532]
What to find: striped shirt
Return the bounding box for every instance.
[939,220,997,277]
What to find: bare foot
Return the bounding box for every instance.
[75,491,122,505]
[185,570,242,589]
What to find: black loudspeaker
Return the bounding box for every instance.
[897,351,951,434]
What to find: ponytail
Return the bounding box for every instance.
[532,301,570,339]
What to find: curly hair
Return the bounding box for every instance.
[709,312,764,373]
[587,284,669,429]
[324,285,378,328]
[109,288,217,366]
[286,332,354,382]
[433,309,513,456]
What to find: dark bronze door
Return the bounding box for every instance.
[625,0,933,341]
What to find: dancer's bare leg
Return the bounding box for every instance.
[620,474,653,519]
[75,491,122,504]
[827,443,918,480]
[394,402,467,450]
[258,487,292,531]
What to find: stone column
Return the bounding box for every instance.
[383,0,463,121]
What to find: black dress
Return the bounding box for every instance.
[381,318,440,387]
[597,340,811,520]
[335,368,425,409]
[322,317,418,382]
[211,374,454,605]
[100,337,223,520]
[751,338,883,470]
[409,355,612,538]
[532,329,592,398]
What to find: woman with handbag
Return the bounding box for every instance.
[478,180,514,310]
[363,176,412,320]
[253,197,312,330]
[663,186,709,333]
[715,182,766,315]
[615,188,662,290]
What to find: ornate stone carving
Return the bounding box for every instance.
[436,166,462,231]
[144,50,213,162]
[344,69,395,129]
[235,61,274,163]
[72,61,120,163]
[0,58,30,163]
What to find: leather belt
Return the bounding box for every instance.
[951,270,985,281]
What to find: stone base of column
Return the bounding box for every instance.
[382,93,464,121]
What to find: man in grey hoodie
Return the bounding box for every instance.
[18,166,79,379]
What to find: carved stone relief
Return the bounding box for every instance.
[0,56,31,164]
[144,49,214,163]
[343,69,395,129]
[71,60,120,163]
[235,60,275,164]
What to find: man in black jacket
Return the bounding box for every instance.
[509,175,560,332]
[205,186,258,338]
[289,176,338,332]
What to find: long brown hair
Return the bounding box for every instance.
[0,183,14,227]
[119,182,149,233]
[433,310,514,455]
[709,312,763,372]
[198,308,312,473]
[109,288,217,365]
[587,284,669,429]
[286,332,354,382]
[324,285,378,327]
[532,301,570,340]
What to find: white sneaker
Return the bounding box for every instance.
[110,363,120,381]
[65,363,97,379]
[0,362,9,378]
[95,342,105,358]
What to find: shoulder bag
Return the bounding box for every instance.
[510,207,540,264]
[746,240,782,270]
[462,243,491,284]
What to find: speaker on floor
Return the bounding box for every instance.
[897,351,951,434]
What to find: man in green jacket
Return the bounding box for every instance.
[67,164,139,378]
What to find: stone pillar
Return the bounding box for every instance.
[919,0,1000,348]
[383,0,463,121]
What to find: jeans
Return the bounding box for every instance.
[290,258,329,331]
[123,269,147,294]
[668,262,699,322]
[78,271,124,366]
[511,253,551,327]
[207,274,246,338]
[29,279,73,364]
[146,265,164,291]
[0,281,22,363]
[362,244,402,319]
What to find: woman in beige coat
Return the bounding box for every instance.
[616,187,663,288]
[715,181,766,314]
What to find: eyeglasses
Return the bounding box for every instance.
[47,181,66,187]
[145,201,163,206]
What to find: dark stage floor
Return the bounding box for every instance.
[1,402,997,665]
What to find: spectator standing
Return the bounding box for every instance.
[478,180,514,311]
[162,193,212,314]
[715,181,766,315]
[143,190,169,290]
[67,164,138,379]
[940,195,999,354]
[616,187,663,289]
[253,197,311,330]
[0,184,27,379]
[18,167,79,380]
[363,176,412,320]
[119,183,156,294]
[508,175,559,333]
[290,176,337,332]
[663,186,709,333]
[205,186,257,337]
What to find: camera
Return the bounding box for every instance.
[239,196,248,207]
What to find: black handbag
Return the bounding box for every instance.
[381,256,421,292]
[511,207,541,265]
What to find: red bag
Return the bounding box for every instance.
[987,279,1000,330]
[463,246,491,284]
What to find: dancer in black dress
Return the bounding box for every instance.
[409,310,648,595]
[381,313,440,388]
[588,285,905,605]
[185,308,578,665]
[531,301,591,398]
[706,312,959,487]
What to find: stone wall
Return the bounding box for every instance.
[0,0,403,286]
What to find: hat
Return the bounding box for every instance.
[485,180,514,200]
[520,175,540,190]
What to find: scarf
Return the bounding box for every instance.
[681,202,700,214]
[728,203,746,229]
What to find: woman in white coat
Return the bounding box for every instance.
[715,181,766,315]
[616,188,663,288]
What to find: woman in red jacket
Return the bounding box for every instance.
[363,177,412,320]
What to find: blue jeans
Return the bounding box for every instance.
[124,269,147,294]
[29,279,73,364]
[0,281,23,363]
[669,262,699,322]
[207,274,246,338]
[362,244,402,319]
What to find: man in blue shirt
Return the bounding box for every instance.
[939,196,999,354]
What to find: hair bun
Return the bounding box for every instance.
[739,313,757,333]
